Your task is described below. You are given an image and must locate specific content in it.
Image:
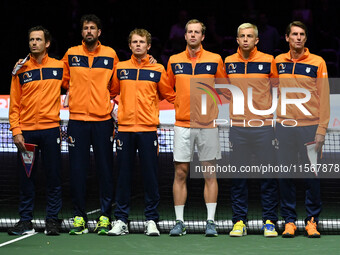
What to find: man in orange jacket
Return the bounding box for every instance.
[62,14,119,235]
[9,26,66,236]
[275,21,330,238]
[225,23,279,238]
[108,29,175,236]
[167,19,226,237]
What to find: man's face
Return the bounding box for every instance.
[29,31,49,55]
[129,34,150,58]
[237,28,259,52]
[82,21,101,45]
[286,25,307,51]
[185,23,205,48]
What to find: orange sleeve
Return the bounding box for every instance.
[316,60,330,135]
[158,67,176,104]
[9,75,23,136]
[269,57,279,87]
[61,52,70,90]
[218,57,231,100]
[110,67,120,99]
[113,51,120,71]
[215,56,227,79]
[166,59,176,89]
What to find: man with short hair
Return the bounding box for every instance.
[167,19,226,237]
[62,14,119,235]
[275,21,330,238]
[108,28,175,236]
[8,26,66,236]
[224,23,279,237]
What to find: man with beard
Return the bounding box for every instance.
[62,14,119,235]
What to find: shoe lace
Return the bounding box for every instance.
[174,221,184,230]
[284,223,296,233]
[207,221,216,230]
[306,219,317,231]
[97,217,110,228]
[47,220,58,228]
[262,223,275,231]
[15,221,28,228]
[233,221,244,231]
[113,220,126,230]
[73,217,85,227]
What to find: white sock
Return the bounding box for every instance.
[174,205,185,222]
[206,203,217,221]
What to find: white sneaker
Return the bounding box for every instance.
[145,220,160,236]
[108,220,129,236]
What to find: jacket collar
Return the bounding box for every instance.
[82,40,101,54]
[237,46,258,61]
[185,45,204,59]
[131,54,150,66]
[285,48,310,61]
[29,53,49,66]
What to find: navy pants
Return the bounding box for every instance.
[114,131,160,223]
[276,124,322,224]
[19,127,62,221]
[229,126,278,224]
[68,119,114,222]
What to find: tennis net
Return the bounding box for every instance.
[1,120,340,234]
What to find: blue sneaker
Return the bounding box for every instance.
[169,220,186,236]
[205,220,218,237]
[262,220,278,237]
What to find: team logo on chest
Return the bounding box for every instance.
[227,63,237,74]
[258,64,263,71]
[175,64,183,70]
[306,67,311,73]
[120,69,129,79]
[53,70,58,76]
[104,59,108,66]
[279,63,286,70]
[206,65,211,71]
[23,72,33,82]
[23,72,32,79]
[72,56,80,63]
[228,63,237,70]
[150,72,154,78]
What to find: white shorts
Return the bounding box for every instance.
[173,126,221,162]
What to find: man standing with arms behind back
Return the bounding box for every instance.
[167,19,226,237]
[275,21,330,238]
[62,14,119,235]
[224,23,279,238]
[108,28,176,237]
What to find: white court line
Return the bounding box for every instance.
[0,232,38,248]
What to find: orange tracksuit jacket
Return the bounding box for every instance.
[275,48,330,135]
[224,47,278,126]
[9,54,66,136]
[111,54,176,132]
[167,46,226,128]
[62,41,119,121]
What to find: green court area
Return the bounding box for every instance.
[1,232,339,255]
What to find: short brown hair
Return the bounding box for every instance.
[28,25,52,44]
[185,19,206,35]
[286,21,308,37]
[128,28,152,45]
